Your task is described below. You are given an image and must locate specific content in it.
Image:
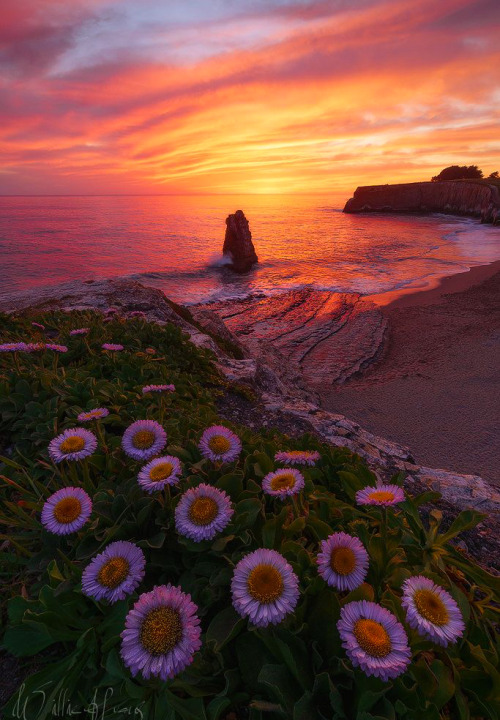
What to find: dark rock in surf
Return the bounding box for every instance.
[223,210,258,273]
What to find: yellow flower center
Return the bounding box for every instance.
[368,490,395,503]
[53,497,82,524]
[414,589,449,626]
[132,430,155,449]
[353,618,392,658]
[140,607,183,655]
[270,472,296,492]
[149,462,174,482]
[287,451,306,457]
[330,546,356,575]
[247,564,284,603]
[60,436,86,454]
[188,497,219,526]
[97,557,130,588]
[208,435,231,454]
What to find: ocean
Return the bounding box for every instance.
[1,194,499,305]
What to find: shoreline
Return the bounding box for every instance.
[324,260,500,484]
[370,258,500,308]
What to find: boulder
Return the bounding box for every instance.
[223,210,258,272]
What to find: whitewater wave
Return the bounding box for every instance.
[207,253,233,268]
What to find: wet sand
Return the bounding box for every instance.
[323,261,500,484]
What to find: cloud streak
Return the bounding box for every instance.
[0,0,499,195]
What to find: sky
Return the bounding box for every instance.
[1,0,499,196]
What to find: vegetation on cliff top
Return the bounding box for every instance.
[1,311,499,720]
[431,165,498,182]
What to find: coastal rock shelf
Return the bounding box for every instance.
[343,180,500,224]
[204,289,387,388]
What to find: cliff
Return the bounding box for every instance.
[343,181,500,224]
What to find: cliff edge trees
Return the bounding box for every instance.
[432,165,483,182]
[431,165,499,182]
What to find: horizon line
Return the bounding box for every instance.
[0,192,349,198]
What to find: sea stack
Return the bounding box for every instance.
[223,210,258,272]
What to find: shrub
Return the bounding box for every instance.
[431,165,483,182]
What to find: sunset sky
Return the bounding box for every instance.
[1,0,499,196]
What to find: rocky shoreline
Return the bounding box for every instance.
[1,276,498,569]
[343,180,500,224]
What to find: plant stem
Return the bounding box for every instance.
[292,494,301,519]
[82,459,94,491]
[95,420,108,453]
[68,462,80,487]
[381,505,388,582]
[13,352,21,374]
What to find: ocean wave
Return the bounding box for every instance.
[189,275,438,306]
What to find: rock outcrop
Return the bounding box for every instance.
[203,289,387,389]
[344,181,500,224]
[223,210,258,272]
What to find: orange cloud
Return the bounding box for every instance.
[1,0,499,195]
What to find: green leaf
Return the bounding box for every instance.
[430,659,455,709]
[164,691,208,720]
[306,517,332,541]
[285,517,306,534]
[138,531,166,549]
[341,583,375,605]
[104,648,128,680]
[257,664,297,715]
[206,606,245,652]
[234,498,263,527]
[3,622,55,657]
[308,589,341,657]
[211,534,235,551]
[293,692,317,720]
[355,673,390,713]
[216,472,243,499]
[207,697,232,720]
[253,451,274,474]
[338,470,366,499]
[437,510,486,545]
[2,650,88,720]
[7,595,32,624]
[262,517,279,549]
[447,548,500,596]
[235,633,274,691]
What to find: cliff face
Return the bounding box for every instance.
[343,181,500,224]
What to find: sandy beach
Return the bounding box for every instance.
[323,261,500,484]
[202,258,500,484]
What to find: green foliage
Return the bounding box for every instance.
[431,165,484,182]
[1,311,499,720]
